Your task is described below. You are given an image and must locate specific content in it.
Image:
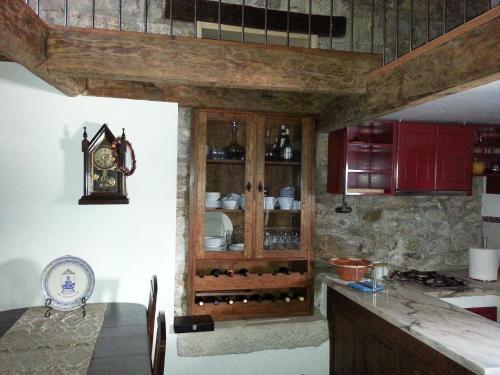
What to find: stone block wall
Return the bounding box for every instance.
[315,132,483,271]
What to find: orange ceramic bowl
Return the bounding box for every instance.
[328,257,372,281]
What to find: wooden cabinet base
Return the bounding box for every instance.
[327,288,474,375]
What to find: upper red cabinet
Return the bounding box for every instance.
[435,125,474,191]
[396,123,473,194]
[328,122,474,196]
[396,123,436,191]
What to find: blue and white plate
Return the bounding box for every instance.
[41,255,95,311]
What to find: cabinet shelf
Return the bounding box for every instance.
[347,169,392,174]
[206,159,245,165]
[265,160,301,166]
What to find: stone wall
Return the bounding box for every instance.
[175,107,191,316]
[315,132,483,271]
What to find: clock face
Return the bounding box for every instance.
[93,146,116,170]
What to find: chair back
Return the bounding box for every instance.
[147,275,158,353]
[152,311,166,375]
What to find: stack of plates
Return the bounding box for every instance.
[205,236,226,251]
[228,243,244,251]
[280,186,295,200]
[205,192,221,209]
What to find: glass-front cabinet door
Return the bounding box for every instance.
[254,114,314,259]
[193,110,256,260]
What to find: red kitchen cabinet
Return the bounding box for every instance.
[435,125,474,192]
[396,123,473,194]
[396,123,436,191]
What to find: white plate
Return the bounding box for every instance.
[41,255,95,311]
[229,243,244,251]
[205,212,233,238]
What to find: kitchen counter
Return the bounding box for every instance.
[320,270,500,375]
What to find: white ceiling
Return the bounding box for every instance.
[378,80,500,124]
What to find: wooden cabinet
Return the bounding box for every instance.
[188,109,315,320]
[396,123,473,193]
[327,123,396,195]
[327,288,474,375]
[396,123,436,191]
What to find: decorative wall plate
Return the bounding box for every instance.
[41,255,95,311]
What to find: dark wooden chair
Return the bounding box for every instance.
[152,311,166,375]
[147,275,158,353]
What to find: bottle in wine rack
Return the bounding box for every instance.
[238,268,250,277]
[224,269,235,277]
[195,297,205,306]
[212,296,221,305]
[279,293,291,303]
[263,293,276,302]
[273,266,292,275]
[211,269,221,278]
[241,295,249,304]
[225,296,235,305]
[287,292,305,302]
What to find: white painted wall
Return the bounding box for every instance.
[0,63,329,375]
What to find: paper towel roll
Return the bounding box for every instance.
[469,248,500,281]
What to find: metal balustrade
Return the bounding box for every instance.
[25,0,497,65]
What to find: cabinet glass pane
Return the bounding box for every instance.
[204,115,248,254]
[262,119,302,253]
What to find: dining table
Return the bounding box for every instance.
[0,302,152,375]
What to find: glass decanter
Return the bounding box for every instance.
[224,121,245,160]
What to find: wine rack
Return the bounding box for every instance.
[188,110,315,320]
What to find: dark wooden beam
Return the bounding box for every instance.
[0,0,86,96]
[318,7,500,132]
[85,79,336,114]
[45,27,380,95]
[165,0,346,37]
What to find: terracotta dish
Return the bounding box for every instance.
[329,257,372,281]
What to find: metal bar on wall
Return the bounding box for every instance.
[330,0,333,51]
[464,0,468,23]
[119,0,122,31]
[218,0,221,40]
[351,0,354,51]
[427,0,430,42]
[37,0,40,15]
[409,0,413,51]
[144,0,148,33]
[443,0,447,34]
[92,0,95,29]
[170,0,173,36]
[241,0,245,42]
[264,0,268,45]
[371,0,375,53]
[308,0,312,48]
[65,0,68,27]
[383,0,387,64]
[287,0,290,47]
[396,0,399,58]
[194,0,197,37]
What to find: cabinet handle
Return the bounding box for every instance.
[246,182,252,192]
[258,182,263,193]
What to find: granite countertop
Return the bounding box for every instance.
[320,270,500,375]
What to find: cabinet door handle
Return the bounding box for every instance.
[246,182,252,192]
[258,182,263,192]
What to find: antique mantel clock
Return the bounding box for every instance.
[78,124,136,205]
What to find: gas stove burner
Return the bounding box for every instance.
[390,270,465,288]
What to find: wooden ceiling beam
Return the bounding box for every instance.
[85,79,335,114]
[0,0,86,96]
[318,6,500,132]
[45,27,380,95]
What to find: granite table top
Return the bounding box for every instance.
[320,270,500,375]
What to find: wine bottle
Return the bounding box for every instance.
[274,266,292,275]
[279,293,291,303]
[212,297,221,305]
[225,296,235,305]
[211,269,221,278]
[280,129,293,160]
[263,293,276,302]
[241,295,249,304]
[224,269,235,277]
[279,124,287,148]
[238,268,250,277]
[195,297,205,306]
